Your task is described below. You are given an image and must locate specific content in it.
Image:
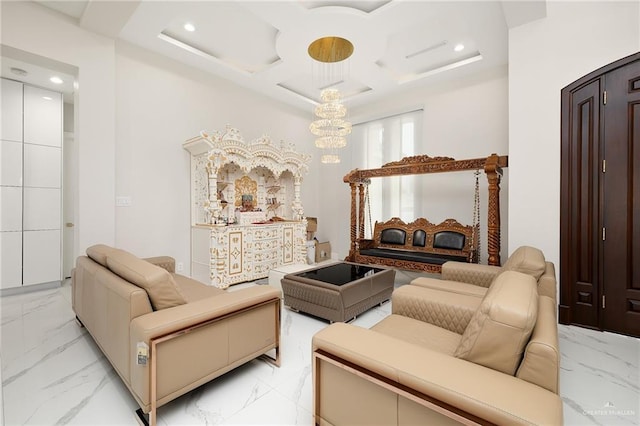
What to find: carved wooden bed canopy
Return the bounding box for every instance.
[343,153,509,267]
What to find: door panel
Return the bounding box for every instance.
[1,140,23,186]
[1,79,23,142]
[0,231,22,288]
[23,229,61,285]
[561,52,640,338]
[23,86,62,147]
[602,61,640,336]
[562,79,601,328]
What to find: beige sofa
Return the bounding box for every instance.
[72,245,281,425]
[312,268,562,425]
[412,245,557,302]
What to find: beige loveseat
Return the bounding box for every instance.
[412,245,557,302]
[312,267,562,425]
[72,245,281,425]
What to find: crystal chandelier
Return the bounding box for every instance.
[308,37,354,164]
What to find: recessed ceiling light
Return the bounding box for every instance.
[42,96,53,101]
[454,44,465,52]
[10,67,28,77]
[50,76,64,84]
[184,22,195,32]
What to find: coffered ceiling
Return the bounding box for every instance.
[31,0,546,112]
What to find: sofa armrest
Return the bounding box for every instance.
[313,323,563,426]
[129,285,280,410]
[391,285,480,334]
[143,256,175,273]
[441,261,501,287]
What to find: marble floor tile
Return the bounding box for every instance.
[559,325,640,425]
[2,278,639,425]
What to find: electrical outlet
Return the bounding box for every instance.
[176,262,184,272]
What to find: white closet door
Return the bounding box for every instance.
[23,86,62,147]
[23,188,61,230]
[1,187,22,232]
[1,140,23,186]
[23,144,61,188]
[0,231,22,288]
[0,79,23,142]
[23,230,61,285]
[1,81,62,289]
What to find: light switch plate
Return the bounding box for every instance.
[116,196,132,207]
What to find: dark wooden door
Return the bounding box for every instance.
[560,52,640,338]
[560,77,602,329]
[601,60,640,336]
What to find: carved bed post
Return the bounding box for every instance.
[484,154,503,266]
[358,182,365,245]
[348,183,358,261]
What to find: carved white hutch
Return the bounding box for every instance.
[183,126,310,288]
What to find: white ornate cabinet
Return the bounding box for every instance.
[184,126,310,288]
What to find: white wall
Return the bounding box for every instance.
[7,1,635,276]
[1,2,320,272]
[318,68,509,262]
[1,1,116,255]
[114,41,314,267]
[508,1,639,271]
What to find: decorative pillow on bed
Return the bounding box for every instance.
[105,249,187,310]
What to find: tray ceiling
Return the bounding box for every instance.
[31,0,546,112]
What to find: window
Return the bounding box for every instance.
[351,110,423,237]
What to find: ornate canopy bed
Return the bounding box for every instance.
[343,153,508,273]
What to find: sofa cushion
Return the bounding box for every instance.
[433,231,466,251]
[86,244,118,267]
[359,248,467,264]
[380,228,406,245]
[502,246,546,280]
[372,314,461,355]
[173,273,224,302]
[106,249,187,310]
[412,230,427,247]
[454,271,538,375]
[410,277,488,298]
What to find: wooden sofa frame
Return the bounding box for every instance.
[344,153,508,267]
[354,217,479,274]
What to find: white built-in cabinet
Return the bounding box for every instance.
[1,78,62,289]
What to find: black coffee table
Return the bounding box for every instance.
[280,262,395,322]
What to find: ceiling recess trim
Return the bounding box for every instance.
[398,53,483,84]
[158,32,282,76]
[405,40,449,59]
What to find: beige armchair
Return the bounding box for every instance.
[312,269,562,425]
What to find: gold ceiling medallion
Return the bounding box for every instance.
[308,37,354,63]
[308,36,354,164]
